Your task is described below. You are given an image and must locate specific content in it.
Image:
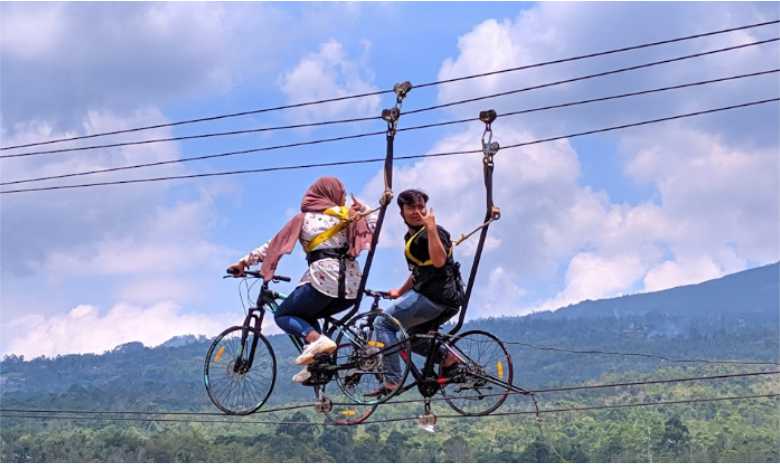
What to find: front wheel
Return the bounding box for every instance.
[440,330,513,416]
[204,326,276,415]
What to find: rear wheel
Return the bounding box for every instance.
[440,330,513,416]
[204,326,276,415]
[312,312,410,425]
[333,311,411,405]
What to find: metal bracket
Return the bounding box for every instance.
[314,395,333,414]
[381,107,400,123]
[417,413,437,433]
[393,81,413,103]
[479,109,497,124]
[482,141,500,167]
[417,399,437,433]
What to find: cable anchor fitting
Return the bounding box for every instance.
[417,399,437,433]
[479,109,498,145]
[383,81,413,137]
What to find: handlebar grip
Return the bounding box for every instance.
[273,275,292,282]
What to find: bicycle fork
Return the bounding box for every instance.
[236,308,265,373]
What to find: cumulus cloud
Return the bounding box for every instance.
[403,3,779,315]
[643,256,724,292]
[279,39,381,122]
[536,252,646,311]
[0,3,299,130]
[3,302,231,358]
[434,3,779,145]
[1,108,189,277]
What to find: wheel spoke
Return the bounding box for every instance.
[205,327,275,415]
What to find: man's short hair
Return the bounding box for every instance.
[397,189,429,208]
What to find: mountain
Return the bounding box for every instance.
[541,262,778,321]
[1,263,777,411]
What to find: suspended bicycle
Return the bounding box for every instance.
[203,76,526,425]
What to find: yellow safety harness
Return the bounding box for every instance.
[304,206,351,253]
[404,227,453,267]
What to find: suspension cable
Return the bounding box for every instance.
[2,18,776,152]
[2,393,776,427]
[4,68,776,188]
[2,97,775,195]
[504,340,780,366]
[3,38,776,161]
[403,37,778,116]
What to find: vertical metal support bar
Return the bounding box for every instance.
[450,110,500,336]
[342,81,412,322]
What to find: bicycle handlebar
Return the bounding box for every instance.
[364,289,391,299]
[224,269,291,282]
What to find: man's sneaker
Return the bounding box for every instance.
[295,335,337,365]
[292,367,312,383]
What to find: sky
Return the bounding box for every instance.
[1,2,778,359]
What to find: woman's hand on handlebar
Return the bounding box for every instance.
[226,260,247,277]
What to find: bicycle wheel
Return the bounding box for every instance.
[316,379,378,426]
[332,311,411,406]
[440,329,513,416]
[204,326,276,415]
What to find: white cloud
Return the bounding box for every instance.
[1,108,189,276]
[434,3,779,144]
[411,3,779,314]
[0,3,65,59]
[279,39,380,122]
[0,2,308,130]
[537,252,646,311]
[643,256,724,292]
[623,127,779,264]
[3,302,231,359]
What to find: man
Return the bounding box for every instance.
[373,189,465,394]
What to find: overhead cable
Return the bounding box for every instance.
[1,97,775,195]
[2,19,776,152]
[3,38,776,161]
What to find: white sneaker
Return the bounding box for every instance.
[295,335,337,365]
[292,367,311,383]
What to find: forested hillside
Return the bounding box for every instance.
[1,264,778,461]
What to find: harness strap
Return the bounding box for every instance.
[307,247,350,299]
[404,227,453,267]
[304,206,350,253]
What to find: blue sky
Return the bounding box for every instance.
[1,2,778,358]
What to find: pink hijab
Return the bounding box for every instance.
[260,176,374,281]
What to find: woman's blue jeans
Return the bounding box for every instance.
[274,283,353,338]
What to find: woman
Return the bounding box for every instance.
[227,176,376,383]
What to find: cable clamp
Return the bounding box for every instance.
[480,109,498,146]
[382,107,400,137]
[482,141,500,166]
[393,81,413,104]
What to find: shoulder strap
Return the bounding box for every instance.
[405,227,454,267]
[405,228,431,266]
[304,207,351,253]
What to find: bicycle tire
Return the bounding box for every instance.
[441,329,514,416]
[204,325,277,415]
